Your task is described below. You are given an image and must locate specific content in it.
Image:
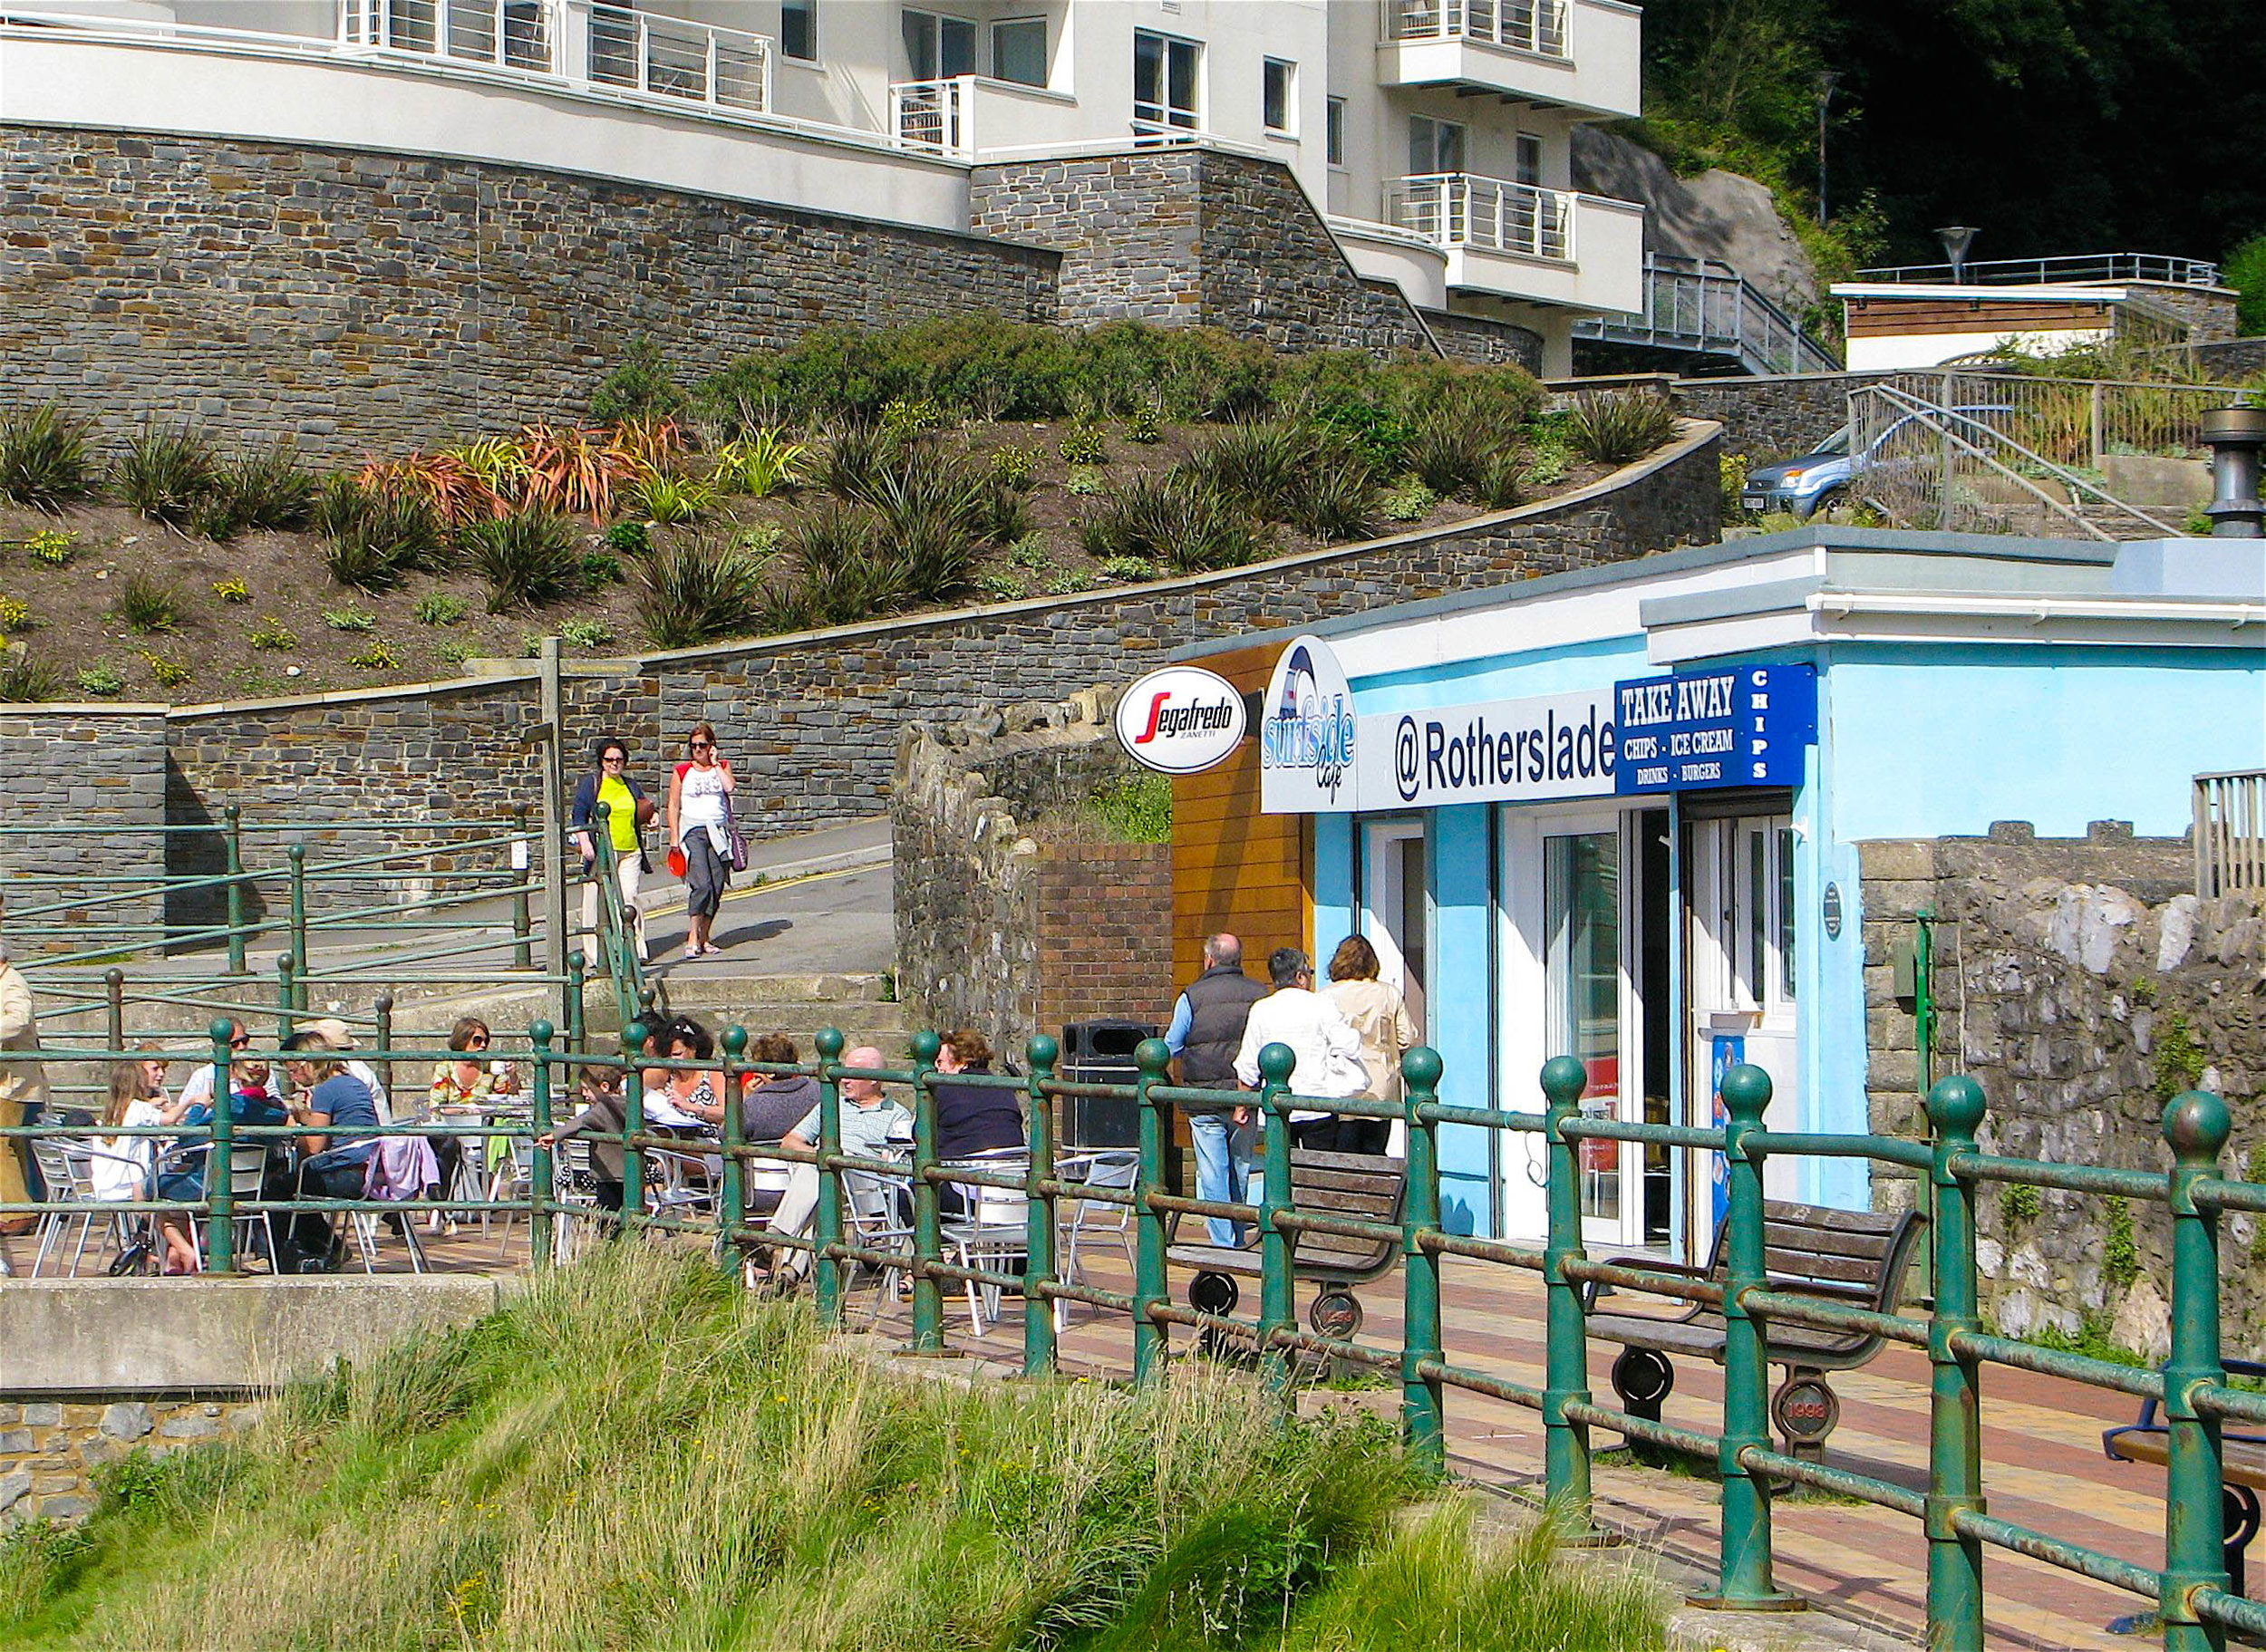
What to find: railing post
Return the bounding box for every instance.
[1924,1076,1988,1652]
[528,1019,555,1270]
[2162,1087,2233,1652]
[1023,1034,1060,1377]
[275,952,297,1044]
[104,968,124,1053]
[1696,1062,1802,1611]
[1256,1042,1297,1393]
[812,1027,847,1323]
[374,992,395,1116]
[719,1025,747,1272]
[1539,1055,1593,1528]
[620,1019,648,1231]
[1132,1037,1172,1385]
[224,805,247,975]
[908,1029,945,1354]
[204,1019,235,1274]
[565,952,586,1055]
[511,804,534,971]
[287,843,308,1004]
[1400,1046,1447,1473]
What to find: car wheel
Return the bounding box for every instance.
[1806,488,1845,520]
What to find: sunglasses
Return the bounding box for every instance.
[467,1036,490,1048]
[689,741,714,751]
[228,1034,252,1049]
[601,754,625,765]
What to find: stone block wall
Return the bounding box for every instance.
[892,692,1171,1063]
[2129,283,2241,346]
[0,1397,263,1531]
[0,125,1059,460]
[970,149,1435,356]
[0,708,169,955]
[1423,308,1545,373]
[1859,823,2266,1356]
[1670,371,1892,459]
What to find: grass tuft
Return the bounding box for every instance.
[0,405,102,511]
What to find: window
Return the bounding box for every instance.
[1133,30,1200,131]
[1325,95,1345,166]
[1407,113,1466,176]
[1263,57,1294,134]
[902,8,974,80]
[992,15,1046,86]
[780,0,816,61]
[1516,132,1543,187]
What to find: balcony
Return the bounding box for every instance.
[888,74,1085,160]
[1375,0,1640,120]
[1368,173,1644,313]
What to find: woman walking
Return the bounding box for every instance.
[1322,934,1419,1156]
[571,735,654,967]
[666,722,735,961]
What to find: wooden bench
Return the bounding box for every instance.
[1585,1198,1923,1458]
[1167,1149,1407,1339]
[2104,1357,2266,1597]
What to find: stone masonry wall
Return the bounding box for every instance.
[970,150,1435,356]
[892,691,1171,1064]
[1671,371,1893,459]
[1423,308,1545,373]
[0,125,1059,461]
[0,708,169,954]
[1860,824,2266,1357]
[0,1396,263,1531]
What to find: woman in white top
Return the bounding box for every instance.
[92,1058,199,1274]
[1322,934,1419,1157]
[666,721,735,961]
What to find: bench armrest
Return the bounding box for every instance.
[1583,1254,1714,1313]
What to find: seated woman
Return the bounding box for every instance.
[91,1057,199,1275]
[280,1030,383,1262]
[426,1016,520,1227]
[933,1029,1025,1220]
[642,1016,726,1137]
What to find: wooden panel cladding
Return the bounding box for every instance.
[1845,297,2114,338]
[1170,640,1312,992]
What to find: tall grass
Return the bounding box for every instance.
[0,1250,1661,1652]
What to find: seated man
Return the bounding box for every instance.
[762,1046,908,1280]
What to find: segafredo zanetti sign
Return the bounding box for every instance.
[1114,667,1247,774]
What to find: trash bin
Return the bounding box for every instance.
[1059,1019,1155,1147]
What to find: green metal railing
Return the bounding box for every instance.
[5,1019,2256,1649]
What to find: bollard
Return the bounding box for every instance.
[812,1028,847,1323]
[1400,1046,1447,1473]
[1132,1037,1173,1385]
[1024,1034,1060,1377]
[2162,1088,2234,1651]
[719,1026,748,1273]
[104,969,124,1054]
[286,844,308,1005]
[203,1019,236,1274]
[1539,1056,1596,1527]
[1924,1076,1988,1651]
[621,1019,648,1230]
[224,805,247,975]
[908,1029,945,1355]
[1255,1042,1296,1392]
[511,804,534,971]
[275,952,298,1044]
[1695,1063,1802,1611]
[528,1019,556,1270]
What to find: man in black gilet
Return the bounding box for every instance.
[1165,933,1267,1246]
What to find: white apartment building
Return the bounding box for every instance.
[0,0,1647,371]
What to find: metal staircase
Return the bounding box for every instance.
[1574,252,1842,377]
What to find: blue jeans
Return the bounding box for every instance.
[1187,1109,1253,1248]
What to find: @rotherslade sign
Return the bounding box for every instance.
[1113,666,1246,775]
[1257,637,1818,813]
[1259,634,1358,811]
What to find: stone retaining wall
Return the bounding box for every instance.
[1423,308,1545,373]
[1860,824,2266,1357]
[0,708,169,953]
[0,1396,264,1530]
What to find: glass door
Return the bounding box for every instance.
[1361,820,1428,1034]
[1545,826,1627,1243]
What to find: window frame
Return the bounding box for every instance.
[1133,28,1202,131]
[990,14,1048,88]
[1262,56,1295,137]
[1515,131,1544,187]
[780,0,817,63]
[1407,112,1467,177]
[901,7,976,82]
[1325,94,1346,167]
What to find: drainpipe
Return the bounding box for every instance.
[2202,406,2265,538]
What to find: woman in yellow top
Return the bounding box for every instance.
[571,736,655,967]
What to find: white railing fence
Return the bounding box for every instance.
[1388,174,1573,262]
[339,0,552,72]
[1383,0,1571,57]
[1854,254,2223,289]
[586,5,769,115]
[2195,771,2266,901]
[890,76,968,157]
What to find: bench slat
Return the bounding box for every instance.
[1763,1222,1903,1263]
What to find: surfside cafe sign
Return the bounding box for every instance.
[1258,636,1816,812]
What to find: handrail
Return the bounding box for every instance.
[1380,0,1573,59]
[1854,254,2222,289]
[1574,251,1842,376]
[1386,172,1576,263]
[889,74,968,157]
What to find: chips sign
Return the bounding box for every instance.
[1114,667,1246,775]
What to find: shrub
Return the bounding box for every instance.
[976,572,1027,603]
[210,441,318,534]
[981,476,1031,545]
[0,652,62,701]
[1058,423,1109,466]
[558,617,614,649]
[75,663,124,698]
[517,423,635,522]
[311,473,370,541]
[588,335,685,423]
[1524,421,1572,486]
[1380,477,1437,522]
[24,529,76,566]
[857,451,988,602]
[1405,400,1489,497]
[1099,554,1157,582]
[1008,535,1052,571]
[346,639,399,671]
[320,606,376,633]
[1063,465,1106,497]
[112,573,182,633]
[579,550,625,587]
[0,595,26,633]
[1125,401,1163,444]
[770,501,903,629]
[0,405,100,510]
[627,471,714,526]
[2222,232,2266,336]
[987,443,1040,490]
[1283,462,1376,539]
[820,420,900,504]
[1719,452,1751,517]
[1090,772,1173,842]
[356,451,499,531]
[605,414,687,482]
[1081,471,1258,574]
[324,494,449,593]
[1045,568,1093,594]
[211,578,251,604]
[601,518,650,555]
[138,650,191,689]
[634,532,768,648]
[1309,401,1416,473]
[708,430,807,498]
[433,639,473,667]
[439,436,530,498]
[462,509,585,611]
[1189,420,1377,535]
[1566,391,1680,465]
[879,397,952,442]
[1186,419,1309,511]
[248,615,298,651]
[116,426,218,527]
[1477,448,1526,510]
[413,592,470,626]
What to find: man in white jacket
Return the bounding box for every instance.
[1234,947,1369,1150]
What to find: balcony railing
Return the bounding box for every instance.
[340,0,553,72]
[890,76,969,156]
[1388,174,1572,262]
[1854,254,2223,289]
[1382,0,1570,59]
[2195,770,2266,900]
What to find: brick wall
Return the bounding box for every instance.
[1035,841,1174,1048]
[0,125,1060,460]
